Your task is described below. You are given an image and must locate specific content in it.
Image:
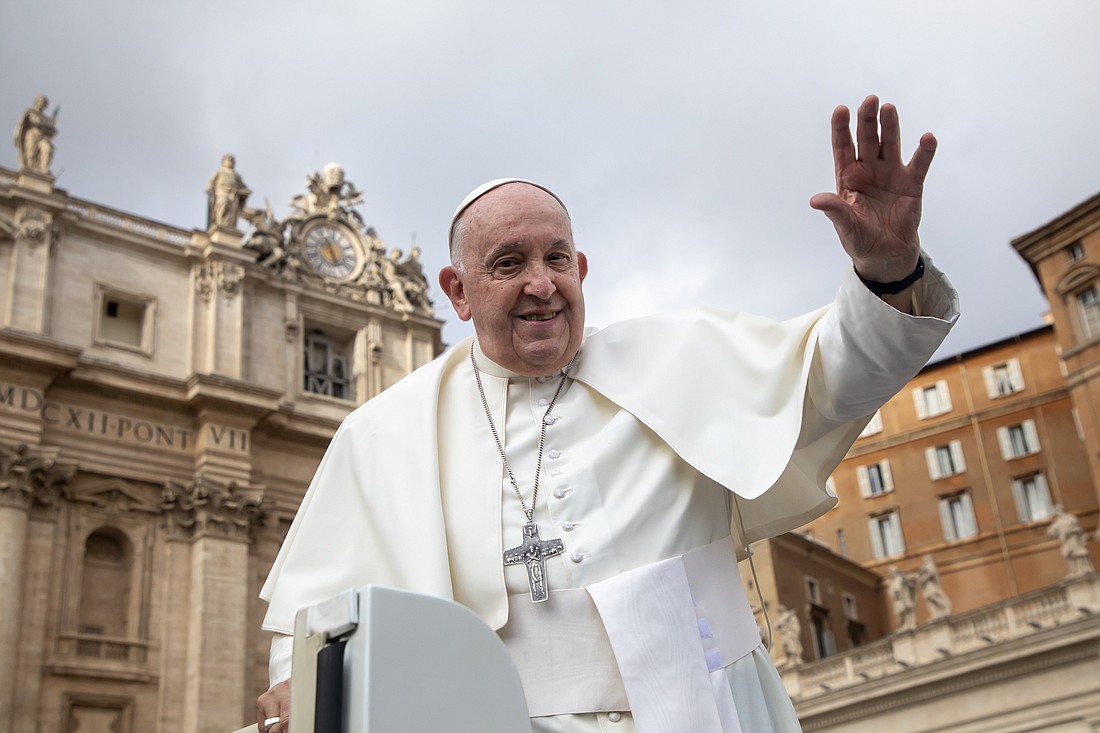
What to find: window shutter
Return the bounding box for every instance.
[950,440,966,473]
[1011,478,1027,521]
[857,466,871,498]
[1008,359,1025,391]
[913,388,928,419]
[1023,420,1040,454]
[936,380,952,413]
[982,366,998,399]
[938,498,957,541]
[868,517,884,559]
[997,427,1013,460]
[880,460,895,492]
[1034,474,1052,517]
[961,492,978,537]
[888,512,905,554]
[926,448,941,480]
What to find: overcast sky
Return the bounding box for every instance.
[4,1,1099,358]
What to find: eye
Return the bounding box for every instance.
[493,256,521,273]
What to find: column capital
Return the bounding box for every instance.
[161,475,264,543]
[0,442,76,511]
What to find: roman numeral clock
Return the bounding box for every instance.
[301,219,363,282]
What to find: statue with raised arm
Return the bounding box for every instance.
[206,154,252,230]
[888,565,917,631]
[1048,506,1094,578]
[14,95,60,174]
[773,605,803,669]
[917,554,951,620]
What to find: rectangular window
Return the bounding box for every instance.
[95,286,155,355]
[836,528,847,558]
[926,440,966,479]
[859,410,883,438]
[304,329,352,400]
[842,594,858,620]
[857,460,894,497]
[868,510,905,559]
[1011,474,1053,522]
[812,614,836,659]
[913,380,952,419]
[983,359,1024,399]
[939,491,978,541]
[1078,286,1100,340]
[1067,241,1084,262]
[805,577,821,604]
[997,420,1040,460]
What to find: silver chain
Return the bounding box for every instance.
[471,342,578,523]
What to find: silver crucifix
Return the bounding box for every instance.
[503,522,565,602]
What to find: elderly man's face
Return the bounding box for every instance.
[439,184,587,376]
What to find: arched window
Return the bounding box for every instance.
[78,528,133,640]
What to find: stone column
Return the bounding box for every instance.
[0,444,73,733]
[162,477,263,733]
[191,258,247,379]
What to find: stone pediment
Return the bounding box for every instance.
[72,478,160,515]
[1054,262,1100,297]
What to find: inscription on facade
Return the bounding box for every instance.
[0,383,248,453]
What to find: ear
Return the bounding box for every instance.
[438,266,472,321]
[577,251,588,282]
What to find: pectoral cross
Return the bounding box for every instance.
[503,522,564,602]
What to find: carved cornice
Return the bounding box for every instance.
[0,442,77,511]
[160,475,263,543]
[14,206,54,248]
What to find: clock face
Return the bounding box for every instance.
[302,222,361,281]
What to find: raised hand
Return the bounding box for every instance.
[809,95,937,286]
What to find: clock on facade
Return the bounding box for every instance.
[301,220,362,281]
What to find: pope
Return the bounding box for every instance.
[256,95,959,732]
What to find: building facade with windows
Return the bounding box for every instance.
[805,324,1097,620]
[0,116,442,733]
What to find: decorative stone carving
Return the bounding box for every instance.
[194,260,245,302]
[888,565,917,632]
[1047,507,1094,578]
[205,154,251,231]
[917,554,952,621]
[0,442,77,511]
[13,95,59,174]
[161,475,263,542]
[14,207,52,247]
[773,604,803,669]
[240,165,435,316]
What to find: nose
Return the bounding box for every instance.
[523,263,557,300]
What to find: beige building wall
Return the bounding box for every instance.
[0,149,443,733]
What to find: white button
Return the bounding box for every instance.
[553,488,567,499]
[570,552,584,563]
[543,414,559,425]
[549,469,562,477]
[536,376,550,384]
[538,398,550,406]
[562,521,575,531]
[608,712,622,723]
[548,449,562,459]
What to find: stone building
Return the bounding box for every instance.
[1,99,442,733]
[752,187,1100,730]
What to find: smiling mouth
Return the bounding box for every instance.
[520,312,557,322]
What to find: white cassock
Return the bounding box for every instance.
[261,258,959,732]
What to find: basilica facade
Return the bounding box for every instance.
[1,98,442,733]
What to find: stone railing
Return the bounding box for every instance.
[56,631,150,665]
[65,201,192,247]
[783,572,1100,701]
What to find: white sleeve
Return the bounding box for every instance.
[809,250,959,425]
[269,633,294,686]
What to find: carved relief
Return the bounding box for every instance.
[0,442,77,511]
[161,475,263,542]
[14,207,53,248]
[241,164,435,316]
[193,260,245,302]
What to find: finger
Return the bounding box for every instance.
[809,193,856,233]
[855,95,880,161]
[907,132,938,184]
[829,105,855,182]
[879,103,902,164]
